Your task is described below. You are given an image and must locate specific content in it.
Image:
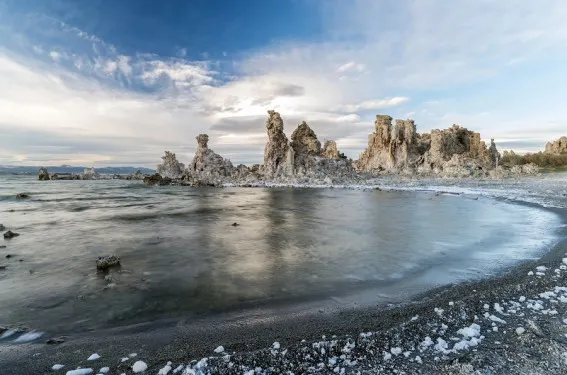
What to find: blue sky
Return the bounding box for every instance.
[1,0,566,167]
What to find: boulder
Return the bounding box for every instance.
[263,110,294,178]
[96,255,121,270]
[185,134,235,186]
[16,193,29,199]
[38,167,50,181]
[544,136,567,155]
[3,231,20,239]
[157,151,185,179]
[143,173,168,186]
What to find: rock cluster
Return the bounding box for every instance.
[157,151,185,179]
[544,136,567,155]
[356,116,501,177]
[263,111,355,182]
[96,255,120,270]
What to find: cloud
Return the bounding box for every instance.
[340,97,409,112]
[337,61,366,73]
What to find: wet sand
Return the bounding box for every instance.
[1,203,567,374]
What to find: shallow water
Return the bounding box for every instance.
[0,176,561,333]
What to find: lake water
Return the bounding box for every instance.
[0,176,561,334]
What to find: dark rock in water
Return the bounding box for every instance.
[3,231,20,239]
[0,265,6,270]
[96,255,121,270]
[6,254,12,258]
[0,245,6,249]
[231,222,240,227]
[16,193,29,199]
[46,337,66,344]
[143,173,170,186]
[38,167,50,181]
[0,224,5,231]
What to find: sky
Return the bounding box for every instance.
[1,0,567,167]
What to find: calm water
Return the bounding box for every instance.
[0,176,561,333]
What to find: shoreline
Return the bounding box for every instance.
[1,187,567,374]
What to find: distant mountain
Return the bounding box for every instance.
[0,165,155,175]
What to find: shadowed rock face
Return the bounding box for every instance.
[157,151,185,179]
[264,110,294,179]
[545,136,567,155]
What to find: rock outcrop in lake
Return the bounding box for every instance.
[264,110,295,179]
[157,151,185,179]
[262,111,355,182]
[545,136,567,155]
[184,134,236,186]
[38,167,50,181]
[355,115,502,177]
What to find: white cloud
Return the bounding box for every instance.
[340,97,409,112]
[337,61,366,73]
[49,51,62,62]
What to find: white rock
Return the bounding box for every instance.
[390,347,402,356]
[519,296,526,302]
[98,368,109,374]
[87,354,100,361]
[213,346,225,354]
[65,370,93,375]
[516,327,526,335]
[52,364,65,370]
[272,342,281,350]
[132,361,148,373]
[528,271,534,276]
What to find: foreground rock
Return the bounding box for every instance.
[96,255,121,270]
[545,136,567,155]
[15,193,29,199]
[3,231,20,239]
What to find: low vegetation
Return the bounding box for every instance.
[500,150,567,169]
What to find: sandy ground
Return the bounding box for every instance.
[1,204,567,374]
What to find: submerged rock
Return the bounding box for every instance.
[0,224,5,231]
[38,167,50,181]
[96,255,121,270]
[16,193,30,199]
[157,151,185,179]
[544,136,567,155]
[3,231,20,239]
